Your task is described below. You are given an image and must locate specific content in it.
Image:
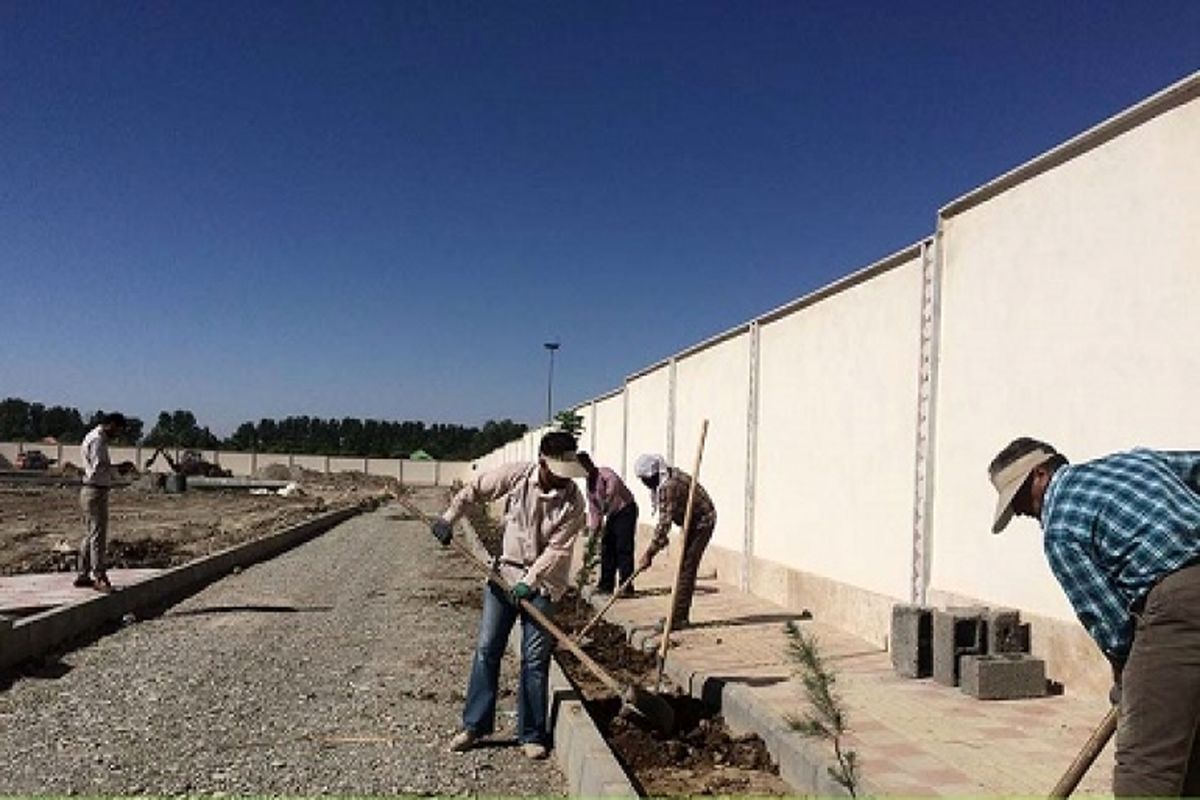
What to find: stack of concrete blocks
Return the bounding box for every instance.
[890,604,933,678]
[890,604,1045,700]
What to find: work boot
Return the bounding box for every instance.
[521,742,548,760]
[73,573,93,588]
[448,729,480,753]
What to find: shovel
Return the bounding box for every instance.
[1049,705,1118,797]
[392,495,677,735]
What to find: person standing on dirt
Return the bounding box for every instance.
[75,412,127,593]
[577,452,639,596]
[430,431,587,760]
[633,453,717,630]
[988,437,1200,795]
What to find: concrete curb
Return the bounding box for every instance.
[677,666,856,796]
[616,605,854,796]
[0,505,363,672]
[455,515,638,798]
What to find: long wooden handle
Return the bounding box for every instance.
[573,566,645,643]
[392,496,627,696]
[656,419,709,679]
[445,536,625,695]
[1049,706,1118,798]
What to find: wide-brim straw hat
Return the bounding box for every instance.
[990,448,1056,533]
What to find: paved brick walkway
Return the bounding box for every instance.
[0,570,162,616]
[595,559,1115,796]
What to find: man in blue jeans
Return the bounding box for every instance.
[431,431,586,760]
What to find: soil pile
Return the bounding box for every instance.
[553,594,790,796]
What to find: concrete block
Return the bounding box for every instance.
[985,608,1031,654]
[960,653,1046,700]
[932,606,986,687]
[890,604,932,678]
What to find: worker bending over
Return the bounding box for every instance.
[989,437,1200,795]
[431,431,586,760]
[633,453,717,630]
[577,451,639,596]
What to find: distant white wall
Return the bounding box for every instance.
[0,441,467,487]
[624,367,670,512]
[592,393,625,474]
[294,454,328,472]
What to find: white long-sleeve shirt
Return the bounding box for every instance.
[81,425,113,487]
[442,461,585,600]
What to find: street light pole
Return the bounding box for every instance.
[543,341,560,425]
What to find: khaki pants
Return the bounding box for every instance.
[1114,561,1200,795]
[79,486,109,577]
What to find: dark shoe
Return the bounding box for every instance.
[617,585,636,598]
[73,574,93,588]
[91,575,114,594]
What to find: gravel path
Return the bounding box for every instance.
[0,495,566,796]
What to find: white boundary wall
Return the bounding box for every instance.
[0,441,468,487]
[471,72,1200,693]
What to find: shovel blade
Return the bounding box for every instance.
[622,685,676,736]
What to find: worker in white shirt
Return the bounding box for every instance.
[76,412,127,593]
[431,431,587,760]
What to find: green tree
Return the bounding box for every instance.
[553,410,584,438]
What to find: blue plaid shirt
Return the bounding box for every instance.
[1042,449,1200,660]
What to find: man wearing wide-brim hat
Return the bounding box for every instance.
[989,437,1200,795]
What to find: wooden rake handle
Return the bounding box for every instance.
[573,566,645,643]
[1049,705,1118,798]
[655,419,709,685]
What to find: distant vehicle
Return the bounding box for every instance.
[15,450,53,470]
[143,447,231,478]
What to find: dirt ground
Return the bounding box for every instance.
[464,503,792,797]
[0,468,397,575]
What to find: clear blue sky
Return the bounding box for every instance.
[2,2,1197,435]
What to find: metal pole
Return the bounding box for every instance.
[544,341,560,424]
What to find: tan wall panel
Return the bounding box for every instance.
[674,333,750,553]
[931,95,1200,623]
[216,452,254,476]
[327,456,363,473]
[624,367,670,514]
[592,393,625,476]
[754,257,923,602]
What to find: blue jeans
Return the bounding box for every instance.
[462,582,555,745]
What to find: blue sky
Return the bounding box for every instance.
[2,2,1197,435]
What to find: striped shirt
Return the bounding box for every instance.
[648,468,717,557]
[1042,448,1200,659]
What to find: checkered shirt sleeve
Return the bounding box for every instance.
[1042,449,1200,659]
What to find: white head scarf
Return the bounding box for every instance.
[634,453,671,513]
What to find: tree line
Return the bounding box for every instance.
[0,398,527,461]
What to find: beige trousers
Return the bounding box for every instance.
[78,486,109,577]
